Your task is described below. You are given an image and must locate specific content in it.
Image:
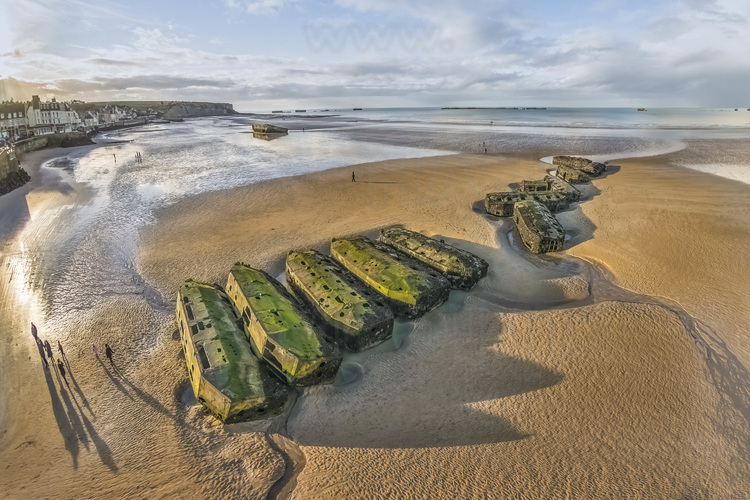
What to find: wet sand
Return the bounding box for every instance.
[1,146,749,498]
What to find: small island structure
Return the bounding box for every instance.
[226,263,341,386]
[331,237,451,318]
[513,200,565,253]
[251,123,288,141]
[379,226,489,290]
[176,280,287,423]
[286,250,394,351]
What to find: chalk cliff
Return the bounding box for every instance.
[162,102,236,120]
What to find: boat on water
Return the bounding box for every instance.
[176,280,287,423]
[286,249,394,351]
[226,263,341,386]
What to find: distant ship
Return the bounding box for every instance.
[637,108,647,111]
[353,108,362,110]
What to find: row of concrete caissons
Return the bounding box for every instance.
[484,156,610,253]
[176,226,489,423]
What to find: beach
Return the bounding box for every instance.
[1,119,749,498]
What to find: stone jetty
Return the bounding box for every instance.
[176,280,287,423]
[331,237,451,318]
[286,249,394,351]
[513,200,565,253]
[226,263,342,386]
[379,226,488,290]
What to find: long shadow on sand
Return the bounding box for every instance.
[43,363,80,469]
[101,358,178,422]
[290,304,563,449]
[51,361,119,471]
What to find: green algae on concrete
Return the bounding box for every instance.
[485,190,570,217]
[485,191,537,217]
[552,155,606,176]
[226,263,341,386]
[521,179,552,193]
[330,237,450,319]
[176,280,287,423]
[513,200,565,254]
[379,226,488,290]
[286,250,394,351]
[556,164,590,184]
[544,174,582,202]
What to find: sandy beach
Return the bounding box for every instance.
[1,140,749,498]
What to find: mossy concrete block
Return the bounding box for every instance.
[331,237,450,319]
[286,250,394,352]
[485,191,537,217]
[544,174,582,202]
[226,263,341,386]
[176,280,287,423]
[512,200,565,254]
[379,226,488,290]
[556,165,590,184]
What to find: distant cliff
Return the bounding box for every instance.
[162,102,236,120]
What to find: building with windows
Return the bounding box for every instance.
[0,102,28,141]
[25,95,81,136]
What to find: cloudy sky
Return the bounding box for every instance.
[1,0,748,111]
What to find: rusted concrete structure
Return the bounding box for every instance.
[485,191,536,217]
[521,179,552,193]
[286,250,394,351]
[485,190,570,216]
[556,165,590,184]
[176,280,287,423]
[226,263,341,386]
[331,237,450,318]
[513,200,565,254]
[553,155,606,176]
[252,123,288,134]
[379,226,488,290]
[544,174,582,202]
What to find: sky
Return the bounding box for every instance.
[0,0,749,111]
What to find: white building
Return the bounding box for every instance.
[25,95,81,136]
[0,102,28,141]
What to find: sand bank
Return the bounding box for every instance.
[2,147,749,498]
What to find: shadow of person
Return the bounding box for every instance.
[43,362,79,469]
[97,356,134,400]
[63,357,95,419]
[54,366,90,452]
[110,361,179,422]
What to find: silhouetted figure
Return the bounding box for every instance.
[58,340,65,359]
[36,339,48,369]
[484,148,487,154]
[113,154,117,164]
[57,359,67,384]
[352,172,356,182]
[31,322,38,341]
[93,344,99,357]
[105,344,114,364]
[44,340,53,359]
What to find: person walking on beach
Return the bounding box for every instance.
[352,171,356,182]
[36,339,48,369]
[105,344,114,364]
[57,359,67,385]
[31,322,38,341]
[113,153,117,164]
[93,344,99,357]
[44,340,54,359]
[57,340,65,359]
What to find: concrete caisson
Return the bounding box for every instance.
[512,200,565,254]
[226,263,341,386]
[176,280,287,423]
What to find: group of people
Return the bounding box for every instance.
[32,322,115,384]
[32,322,68,382]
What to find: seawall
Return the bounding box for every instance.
[0,146,31,196]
